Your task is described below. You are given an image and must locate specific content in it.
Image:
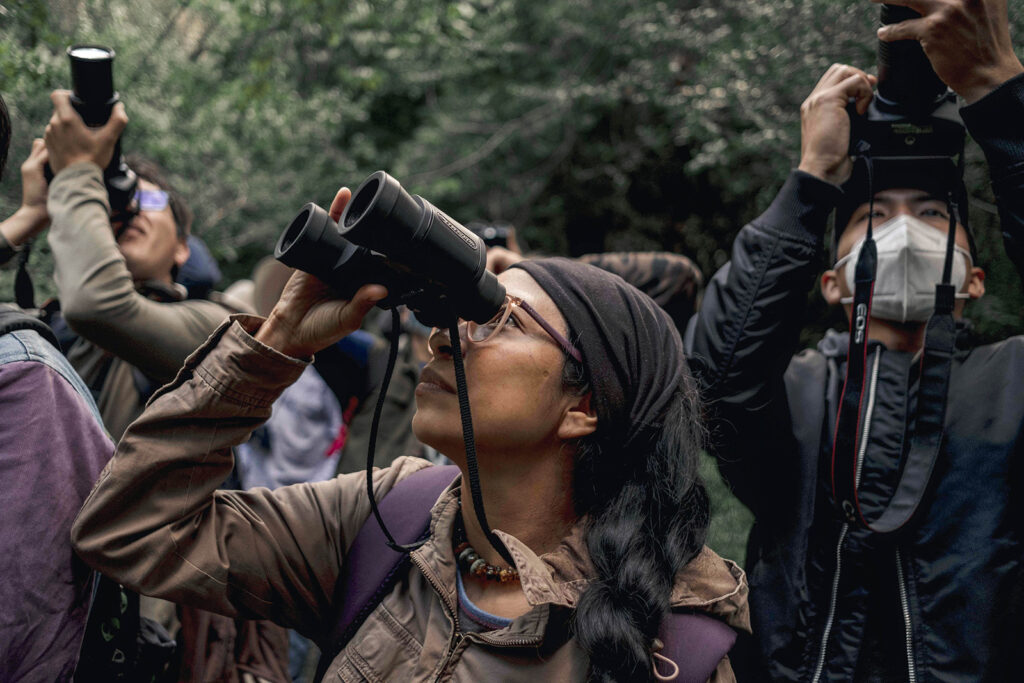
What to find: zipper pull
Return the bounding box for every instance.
[652,638,679,681]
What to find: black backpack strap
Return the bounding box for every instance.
[315,464,459,681]
[0,306,60,350]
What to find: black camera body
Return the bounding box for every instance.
[48,46,137,217]
[849,5,965,168]
[275,171,506,327]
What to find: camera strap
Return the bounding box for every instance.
[830,155,879,525]
[14,239,36,309]
[830,156,960,533]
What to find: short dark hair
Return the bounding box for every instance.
[0,94,11,182]
[125,154,192,240]
[833,157,975,263]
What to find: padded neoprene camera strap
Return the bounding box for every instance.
[830,153,960,534]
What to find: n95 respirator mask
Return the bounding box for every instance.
[835,214,972,323]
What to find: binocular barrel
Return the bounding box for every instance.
[276,172,506,326]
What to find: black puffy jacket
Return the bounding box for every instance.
[686,75,1024,682]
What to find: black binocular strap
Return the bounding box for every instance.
[364,309,427,554]
[361,307,515,566]
[446,317,516,567]
[831,163,959,533]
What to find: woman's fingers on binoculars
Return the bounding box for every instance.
[257,274,387,358]
[329,187,352,223]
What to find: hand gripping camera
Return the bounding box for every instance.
[850,5,965,166]
[45,46,138,218]
[274,171,506,327]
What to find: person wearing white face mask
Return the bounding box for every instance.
[685,0,1024,681]
[830,212,976,325]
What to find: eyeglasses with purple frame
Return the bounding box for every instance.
[461,294,582,362]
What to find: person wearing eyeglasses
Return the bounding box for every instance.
[71,184,750,682]
[43,90,247,440]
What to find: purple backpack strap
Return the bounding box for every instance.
[657,611,737,682]
[313,463,736,682]
[315,464,459,681]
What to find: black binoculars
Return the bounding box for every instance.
[275,171,506,327]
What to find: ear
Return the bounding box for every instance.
[967,266,986,300]
[821,269,842,305]
[173,238,191,270]
[558,392,598,441]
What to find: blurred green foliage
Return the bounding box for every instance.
[1,0,1022,343]
[2,0,1021,563]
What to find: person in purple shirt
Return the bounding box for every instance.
[0,92,115,682]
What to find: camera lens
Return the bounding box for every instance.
[68,46,114,61]
[67,45,116,107]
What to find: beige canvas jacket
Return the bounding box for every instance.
[47,162,239,437]
[72,316,751,682]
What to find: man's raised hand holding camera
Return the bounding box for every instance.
[43,89,241,439]
[686,0,1024,680]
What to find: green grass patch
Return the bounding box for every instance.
[700,452,754,567]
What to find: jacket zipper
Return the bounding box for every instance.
[410,553,465,680]
[895,549,917,683]
[811,350,881,683]
[810,523,847,683]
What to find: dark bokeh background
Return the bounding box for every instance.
[3,0,1022,561]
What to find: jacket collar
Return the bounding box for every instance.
[411,474,751,633]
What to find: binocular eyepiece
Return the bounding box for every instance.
[275,171,506,327]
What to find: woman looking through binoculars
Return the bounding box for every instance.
[71,186,748,682]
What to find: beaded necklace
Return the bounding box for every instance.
[453,510,520,583]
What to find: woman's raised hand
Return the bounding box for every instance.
[254,187,388,358]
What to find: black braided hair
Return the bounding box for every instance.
[564,353,710,682]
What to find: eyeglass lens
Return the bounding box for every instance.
[134,189,170,212]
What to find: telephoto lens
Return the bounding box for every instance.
[55,45,137,216]
[876,5,947,116]
[67,45,118,126]
[275,172,506,327]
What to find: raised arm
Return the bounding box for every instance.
[43,91,231,382]
[72,187,395,636]
[45,161,230,381]
[685,65,873,510]
[70,313,424,638]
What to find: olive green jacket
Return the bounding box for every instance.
[47,162,240,437]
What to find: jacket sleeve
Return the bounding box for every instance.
[684,171,839,511]
[70,314,430,637]
[960,72,1024,282]
[46,162,232,383]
